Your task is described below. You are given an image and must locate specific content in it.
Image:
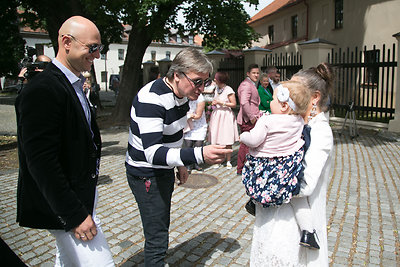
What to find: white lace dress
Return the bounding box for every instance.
[250,112,334,267]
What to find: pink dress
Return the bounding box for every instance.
[208,85,239,145]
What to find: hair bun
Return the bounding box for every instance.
[315,63,334,84]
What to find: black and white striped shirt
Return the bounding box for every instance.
[126,78,204,177]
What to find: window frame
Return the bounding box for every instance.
[334,0,343,29]
[291,15,298,39]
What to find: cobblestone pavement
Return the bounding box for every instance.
[1,125,399,266]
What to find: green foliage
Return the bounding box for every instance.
[183,0,260,50]
[0,0,26,77]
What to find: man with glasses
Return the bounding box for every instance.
[15,16,114,266]
[126,47,232,266]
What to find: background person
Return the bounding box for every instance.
[257,72,273,113]
[236,64,260,175]
[183,93,208,172]
[125,47,232,266]
[17,55,52,92]
[15,16,114,266]
[266,66,279,90]
[208,71,239,169]
[250,63,334,266]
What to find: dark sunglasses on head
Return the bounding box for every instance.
[62,34,104,54]
[182,72,212,88]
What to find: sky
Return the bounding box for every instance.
[243,0,274,18]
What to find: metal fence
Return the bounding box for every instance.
[263,52,303,81]
[217,56,245,91]
[328,44,397,122]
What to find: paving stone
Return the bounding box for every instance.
[1,126,400,266]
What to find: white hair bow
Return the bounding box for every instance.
[276,85,296,111]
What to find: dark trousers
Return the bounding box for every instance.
[237,121,255,174]
[127,171,175,267]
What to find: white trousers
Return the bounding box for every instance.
[49,189,114,267]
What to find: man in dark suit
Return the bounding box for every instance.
[236,64,260,175]
[15,16,114,266]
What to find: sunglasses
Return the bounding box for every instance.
[182,72,212,88]
[62,34,104,54]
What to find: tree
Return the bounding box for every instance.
[18,0,123,56]
[17,0,259,124]
[0,0,26,79]
[113,0,260,124]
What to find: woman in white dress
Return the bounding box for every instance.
[250,63,334,267]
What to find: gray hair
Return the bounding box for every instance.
[166,48,213,78]
[260,72,269,80]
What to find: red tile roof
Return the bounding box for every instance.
[248,0,303,24]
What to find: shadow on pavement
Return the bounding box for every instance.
[121,231,240,266]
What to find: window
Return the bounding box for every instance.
[364,49,380,85]
[291,15,298,39]
[151,51,156,62]
[101,71,107,83]
[189,35,194,45]
[118,49,124,60]
[166,51,171,60]
[268,25,274,43]
[335,0,343,29]
[177,34,182,43]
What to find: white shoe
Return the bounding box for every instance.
[226,161,232,169]
[212,164,220,169]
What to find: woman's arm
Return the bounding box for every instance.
[190,101,205,120]
[300,122,333,196]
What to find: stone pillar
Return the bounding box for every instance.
[243,46,271,76]
[206,50,225,78]
[388,32,400,133]
[142,60,155,85]
[299,38,336,69]
[157,58,172,77]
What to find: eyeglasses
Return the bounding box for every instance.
[182,72,212,88]
[62,34,104,54]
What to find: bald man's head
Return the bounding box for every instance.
[35,55,51,63]
[56,16,101,76]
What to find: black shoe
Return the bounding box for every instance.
[245,199,256,216]
[299,230,320,250]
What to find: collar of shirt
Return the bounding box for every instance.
[52,58,86,87]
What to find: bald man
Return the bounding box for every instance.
[15,16,114,266]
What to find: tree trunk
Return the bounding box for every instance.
[111,29,152,125]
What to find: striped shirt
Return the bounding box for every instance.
[126,78,204,177]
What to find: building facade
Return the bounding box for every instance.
[249,0,400,55]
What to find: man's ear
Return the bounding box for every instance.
[173,72,181,83]
[61,35,72,51]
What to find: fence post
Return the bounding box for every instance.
[299,38,336,69]
[388,32,400,133]
[206,50,226,78]
[142,60,155,85]
[243,46,271,75]
[157,58,172,78]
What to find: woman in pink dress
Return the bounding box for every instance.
[208,71,239,169]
